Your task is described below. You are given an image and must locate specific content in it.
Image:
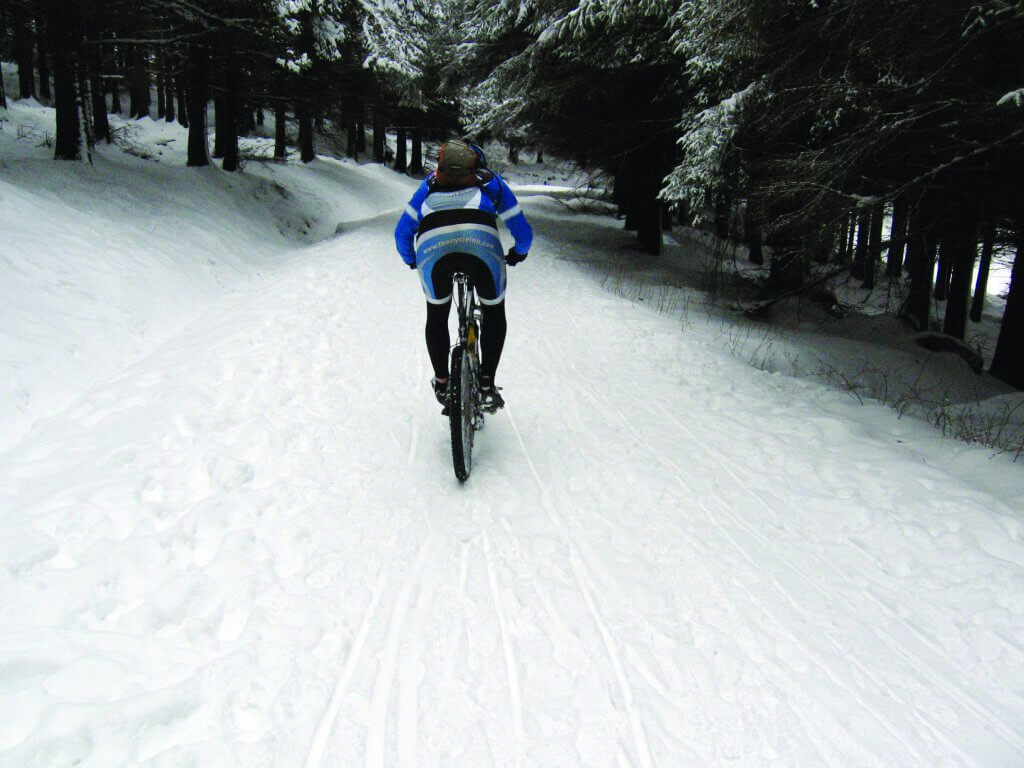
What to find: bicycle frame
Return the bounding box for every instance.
[453,272,481,363]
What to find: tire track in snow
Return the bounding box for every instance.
[304,573,388,768]
[616,747,637,768]
[549,304,1022,762]
[552,345,935,764]
[492,512,664,765]
[406,339,427,467]
[397,541,436,768]
[640,393,1024,761]
[365,534,433,768]
[481,528,526,757]
[535,316,938,763]
[506,405,657,768]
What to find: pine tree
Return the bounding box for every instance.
[12,1,35,98]
[990,224,1024,389]
[46,0,81,160]
[452,0,683,253]
[277,0,357,164]
[362,0,460,170]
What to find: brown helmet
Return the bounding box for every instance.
[435,139,480,187]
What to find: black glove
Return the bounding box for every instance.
[407,262,417,270]
[505,248,527,266]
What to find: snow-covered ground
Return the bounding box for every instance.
[2,100,1024,767]
[600,221,1024,457]
[0,96,412,454]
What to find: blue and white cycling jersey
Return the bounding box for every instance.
[394,171,533,268]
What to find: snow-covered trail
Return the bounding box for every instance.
[2,199,1023,768]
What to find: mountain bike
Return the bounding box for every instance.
[448,272,487,481]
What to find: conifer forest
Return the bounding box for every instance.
[1,1,1022,390]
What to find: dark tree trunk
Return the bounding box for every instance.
[810,225,833,265]
[110,48,122,114]
[185,42,209,167]
[297,104,314,162]
[372,107,385,163]
[989,224,1024,389]
[829,221,843,264]
[852,207,869,280]
[91,68,109,142]
[154,48,165,119]
[675,199,690,227]
[394,126,407,173]
[84,16,109,143]
[637,201,662,255]
[163,67,175,123]
[76,58,94,156]
[970,220,996,322]
[127,47,150,118]
[886,194,909,277]
[746,195,764,265]
[834,215,847,264]
[220,49,239,172]
[156,71,165,119]
[623,206,639,231]
[713,190,732,240]
[161,55,175,121]
[255,104,264,127]
[345,121,357,158]
[127,48,139,117]
[902,197,937,330]
[409,126,423,174]
[621,178,638,230]
[36,13,51,99]
[13,12,35,98]
[274,103,287,159]
[636,161,663,255]
[212,96,226,158]
[840,211,856,264]
[933,239,953,301]
[614,168,637,229]
[241,103,255,136]
[356,121,366,154]
[175,68,187,126]
[47,0,80,160]
[941,207,979,340]
[863,201,884,289]
[35,12,51,101]
[536,148,544,163]
[765,189,810,293]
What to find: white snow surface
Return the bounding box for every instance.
[2,102,1024,768]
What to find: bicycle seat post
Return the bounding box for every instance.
[454,272,472,343]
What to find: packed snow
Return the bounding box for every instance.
[2,99,1024,768]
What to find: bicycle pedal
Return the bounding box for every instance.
[479,387,504,413]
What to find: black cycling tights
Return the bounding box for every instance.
[426,299,507,381]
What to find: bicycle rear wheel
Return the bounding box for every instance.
[449,344,475,481]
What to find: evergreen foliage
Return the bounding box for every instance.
[0,0,1021,386]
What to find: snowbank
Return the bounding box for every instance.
[0,99,414,453]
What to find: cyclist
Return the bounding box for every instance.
[395,139,533,411]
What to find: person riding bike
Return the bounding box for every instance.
[395,139,533,411]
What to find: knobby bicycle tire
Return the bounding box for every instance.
[449,344,474,481]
